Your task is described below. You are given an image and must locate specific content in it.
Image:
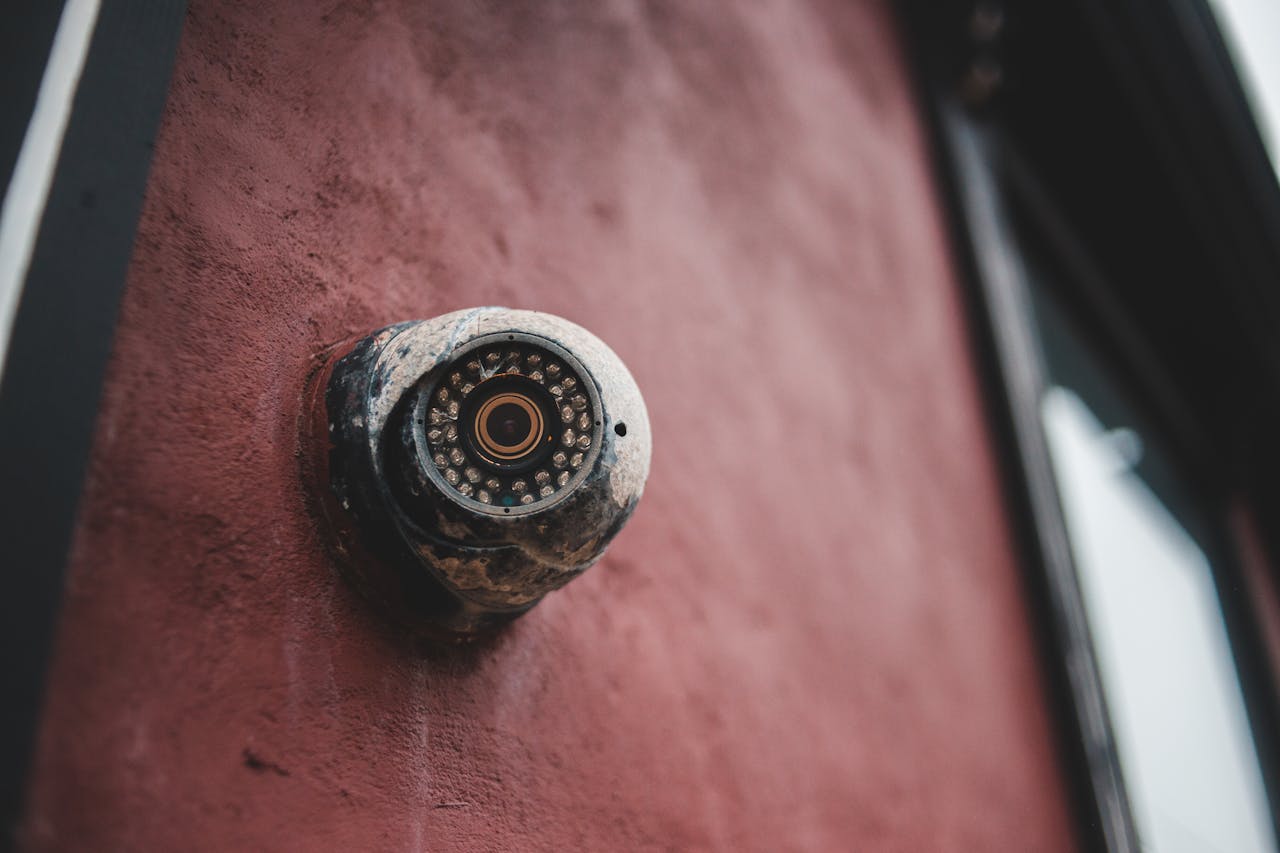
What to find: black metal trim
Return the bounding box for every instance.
[934,103,1141,853]
[1074,0,1280,391]
[0,1,186,843]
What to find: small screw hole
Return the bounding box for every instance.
[614,422,627,437]
[507,334,514,340]
[504,508,511,514]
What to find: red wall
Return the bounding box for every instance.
[22,1,1078,849]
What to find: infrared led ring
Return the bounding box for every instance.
[409,332,603,514]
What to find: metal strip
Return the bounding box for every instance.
[0,1,186,841]
[934,104,1142,853]
[0,0,102,374]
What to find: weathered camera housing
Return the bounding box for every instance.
[306,307,650,640]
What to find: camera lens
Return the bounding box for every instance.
[459,374,556,473]
[474,393,541,461]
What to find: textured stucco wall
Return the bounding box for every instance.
[22,1,1077,850]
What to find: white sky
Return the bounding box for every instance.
[1210,0,1280,178]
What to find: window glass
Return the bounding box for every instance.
[1033,294,1276,853]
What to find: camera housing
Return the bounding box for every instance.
[306,308,650,640]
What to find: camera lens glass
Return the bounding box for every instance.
[461,377,554,470]
[420,338,600,510]
[474,394,540,460]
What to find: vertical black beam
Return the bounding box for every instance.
[0,1,186,843]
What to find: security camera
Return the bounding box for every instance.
[306,307,650,640]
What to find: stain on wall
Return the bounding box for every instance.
[23,1,1077,850]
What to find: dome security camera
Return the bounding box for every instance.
[306,307,650,640]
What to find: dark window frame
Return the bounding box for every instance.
[902,2,1280,850]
